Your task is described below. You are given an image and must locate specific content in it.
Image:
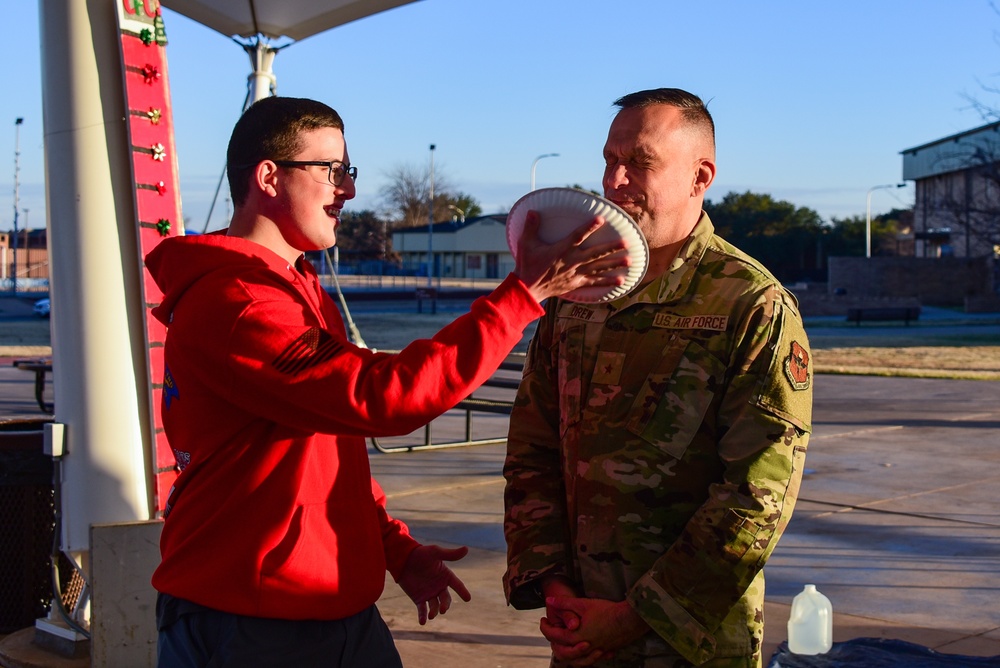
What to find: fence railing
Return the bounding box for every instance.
[316,273,503,292]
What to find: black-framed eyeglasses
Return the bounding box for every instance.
[272,160,358,186]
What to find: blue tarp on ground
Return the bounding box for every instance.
[768,638,1000,667]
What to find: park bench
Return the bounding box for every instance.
[845,306,920,326]
[369,357,523,453]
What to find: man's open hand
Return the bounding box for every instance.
[397,545,472,625]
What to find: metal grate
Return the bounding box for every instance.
[0,419,76,634]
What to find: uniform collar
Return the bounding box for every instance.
[616,211,715,308]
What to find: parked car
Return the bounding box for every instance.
[33,298,50,318]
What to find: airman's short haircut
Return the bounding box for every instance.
[614,88,715,151]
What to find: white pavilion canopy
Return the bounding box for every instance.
[161,0,421,40]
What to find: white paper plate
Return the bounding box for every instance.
[506,187,649,303]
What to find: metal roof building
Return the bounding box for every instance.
[901,121,1000,258]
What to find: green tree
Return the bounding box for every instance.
[873,208,913,256]
[334,209,392,261]
[568,184,601,196]
[824,209,908,258]
[447,192,483,220]
[824,215,865,257]
[704,191,824,281]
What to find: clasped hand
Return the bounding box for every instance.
[540,594,649,666]
[397,544,471,625]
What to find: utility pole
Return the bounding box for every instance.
[12,117,23,296]
[23,209,29,273]
[427,143,435,289]
[426,144,439,312]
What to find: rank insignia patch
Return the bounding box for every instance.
[784,341,811,391]
[592,351,625,385]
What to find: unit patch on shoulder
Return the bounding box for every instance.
[784,340,811,391]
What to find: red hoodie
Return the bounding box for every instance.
[144,233,543,621]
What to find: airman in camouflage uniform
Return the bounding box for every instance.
[503,89,812,668]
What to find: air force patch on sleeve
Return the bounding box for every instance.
[784,340,811,391]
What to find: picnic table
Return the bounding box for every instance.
[846,305,921,326]
[12,358,53,414]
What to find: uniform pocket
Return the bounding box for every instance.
[626,338,724,460]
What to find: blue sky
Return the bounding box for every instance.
[3,1,1000,234]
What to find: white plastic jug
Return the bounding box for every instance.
[787,584,833,654]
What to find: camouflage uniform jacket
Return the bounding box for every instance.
[503,212,812,666]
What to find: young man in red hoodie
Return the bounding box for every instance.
[144,96,629,667]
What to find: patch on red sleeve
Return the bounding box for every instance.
[163,365,179,408]
[272,327,343,375]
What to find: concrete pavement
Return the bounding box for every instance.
[369,374,1000,666]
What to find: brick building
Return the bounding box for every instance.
[902,121,1000,259]
[0,228,50,284]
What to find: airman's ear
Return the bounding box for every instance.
[692,157,716,197]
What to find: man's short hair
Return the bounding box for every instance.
[227,96,345,206]
[614,88,715,149]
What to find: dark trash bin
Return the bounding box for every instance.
[0,418,55,634]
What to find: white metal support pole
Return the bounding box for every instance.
[244,38,279,105]
[40,0,153,571]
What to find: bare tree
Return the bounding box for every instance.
[377,163,485,227]
[943,0,1000,254]
[378,164,455,228]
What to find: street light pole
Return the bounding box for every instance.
[427,144,435,288]
[381,218,387,283]
[865,183,906,258]
[12,117,23,296]
[22,209,29,267]
[530,153,559,191]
